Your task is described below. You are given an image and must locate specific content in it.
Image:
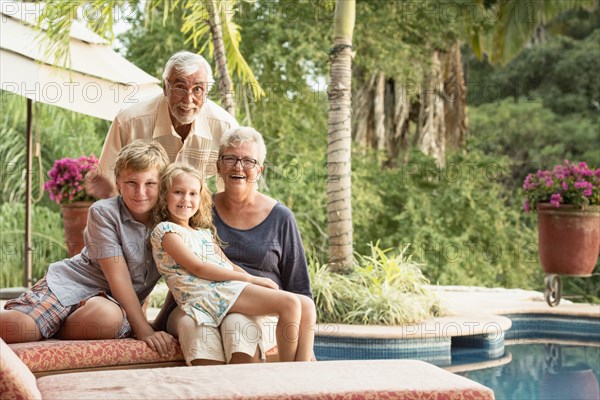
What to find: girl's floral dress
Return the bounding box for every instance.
[151,222,249,326]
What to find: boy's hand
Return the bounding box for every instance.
[140,330,174,357]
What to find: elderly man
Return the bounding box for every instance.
[89,51,237,197]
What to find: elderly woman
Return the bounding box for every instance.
[161,126,316,365]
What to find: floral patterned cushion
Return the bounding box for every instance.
[0,339,42,400]
[8,338,183,373]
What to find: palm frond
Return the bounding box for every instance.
[488,0,598,65]
[219,1,265,99]
[36,1,83,68]
[180,0,212,50]
[38,1,139,68]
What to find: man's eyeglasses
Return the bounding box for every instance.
[220,155,258,169]
[165,80,207,100]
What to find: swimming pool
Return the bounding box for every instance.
[314,312,600,399]
[456,342,600,400]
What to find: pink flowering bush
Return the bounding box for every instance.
[44,156,98,205]
[522,160,600,212]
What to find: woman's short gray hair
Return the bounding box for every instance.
[162,51,215,91]
[219,127,267,165]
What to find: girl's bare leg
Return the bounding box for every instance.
[0,310,42,343]
[229,285,301,362]
[294,294,317,361]
[56,296,123,340]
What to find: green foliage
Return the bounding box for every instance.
[475,0,597,65]
[468,100,600,191]
[490,31,600,116]
[0,92,105,288]
[39,1,139,68]
[1,119,28,204]
[548,4,600,39]
[350,149,544,289]
[250,87,330,254]
[396,151,543,288]
[0,203,67,288]
[309,242,442,325]
[0,92,107,207]
[148,279,169,308]
[180,0,265,99]
[118,6,189,80]
[468,26,600,118]
[236,0,331,89]
[353,0,462,83]
[563,275,600,303]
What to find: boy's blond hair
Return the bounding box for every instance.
[113,140,170,181]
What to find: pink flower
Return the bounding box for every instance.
[522,160,599,212]
[45,155,99,205]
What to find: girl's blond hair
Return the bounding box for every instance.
[151,163,219,239]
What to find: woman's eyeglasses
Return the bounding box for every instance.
[219,155,258,169]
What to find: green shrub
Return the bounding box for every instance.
[309,242,443,325]
[147,279,169,308]
[349,149,545,290]
[0,202,66,287]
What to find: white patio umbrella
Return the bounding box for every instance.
[0,1,162,288]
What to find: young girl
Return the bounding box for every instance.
[1,141,173,356]
[150,163,311,364]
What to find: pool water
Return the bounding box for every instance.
[456,343,600,400]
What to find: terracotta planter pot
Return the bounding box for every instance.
[537,203,600,276]
[61,201,92,258]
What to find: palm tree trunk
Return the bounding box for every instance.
[208,0,235,115]
[327,0,355,273]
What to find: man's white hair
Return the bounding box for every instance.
[162,51,215,91]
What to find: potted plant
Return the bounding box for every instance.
[522,160,600,306]
[45,155,99,257]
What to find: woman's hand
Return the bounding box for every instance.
[139,329,174,357]
[250,276,279,290]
